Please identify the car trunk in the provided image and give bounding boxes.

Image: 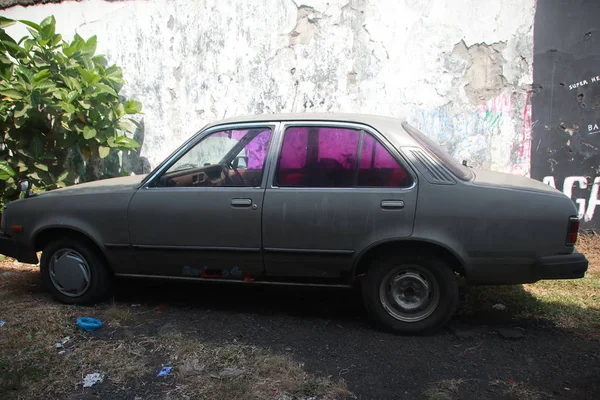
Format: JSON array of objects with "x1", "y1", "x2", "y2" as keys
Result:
[{"x1": 471, "y1": 168, "x2": 564, "y2": 196}]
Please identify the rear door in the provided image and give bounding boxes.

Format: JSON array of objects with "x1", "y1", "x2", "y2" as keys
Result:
[{"x1": 262, "y1": 122, "x2": 418, "y2": 280}]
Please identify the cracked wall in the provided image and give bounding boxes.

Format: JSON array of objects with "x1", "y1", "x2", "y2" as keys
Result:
[{"x1": 3, "y1": 0, "x2": 536, "y2": 174}]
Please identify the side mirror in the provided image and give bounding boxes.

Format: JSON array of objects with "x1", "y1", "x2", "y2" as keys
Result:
[
  {"x1": 18, "y1": 179, "x2": 32, "y2": 198},
  {"x1": 232, "y1": 156, "x2": 248, "y2": 169}
]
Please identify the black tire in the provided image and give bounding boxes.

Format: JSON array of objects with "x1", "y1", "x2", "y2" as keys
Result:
[
  {"x1": 362, "y1": 253, "x2": 458, "y2": 335},
  {"x1": 40, "y1": 237, "x2": 111, "y2": 305}
]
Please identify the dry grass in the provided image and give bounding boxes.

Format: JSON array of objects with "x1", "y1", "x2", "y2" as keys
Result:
[
  {"x1": 424, "y1": 379, "x2": 466, "y2": 400},
  {"x1": 0, "y1": 260, "x2": 351, "y2": 399},
  {"x1": 462, "y1": 233, "x2": 600, "y2": 336},
  {"x1": 489, "y1": 379, "x2": 552, "y2": 400}
]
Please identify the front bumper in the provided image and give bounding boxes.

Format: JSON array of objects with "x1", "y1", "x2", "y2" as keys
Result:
[
  {"x1": 0, "y1": 233, "x2": 38, "y2": 264},
  {"x1": 533, "y1": 251, "x2": 588, "y2": 280}
]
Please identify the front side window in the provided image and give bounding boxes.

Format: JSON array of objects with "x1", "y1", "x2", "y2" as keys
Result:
[
  {"x1": 276, "y1": 126, "x2": 411, "y2": 188},
  {"x1": 156, "y1": 127, "x2": 272, "y2": 187}
]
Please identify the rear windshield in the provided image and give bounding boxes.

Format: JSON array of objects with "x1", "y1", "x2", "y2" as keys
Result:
[{"x1": 402, "y1": 122, "x2": 473, "y2": 181}]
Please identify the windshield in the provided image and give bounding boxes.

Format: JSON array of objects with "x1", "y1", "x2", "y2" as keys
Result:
[{"x1": 402, "y1": 122, "x2": 473, "y2": 181}]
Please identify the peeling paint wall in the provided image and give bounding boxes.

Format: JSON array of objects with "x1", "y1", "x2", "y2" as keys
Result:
[{"x1": 2, "y1": 0, "x2": 536, "y2": 174}]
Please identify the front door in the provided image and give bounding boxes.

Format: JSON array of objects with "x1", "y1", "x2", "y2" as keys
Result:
[
  {"x1": 262, "y1": 123, "x2": 418, "y2": 280},
  {"x1": 127, "y1": 123, "x2": 275, "y2": 280}
]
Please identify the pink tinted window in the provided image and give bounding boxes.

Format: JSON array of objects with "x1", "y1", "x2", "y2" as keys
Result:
[
  {"x1": 277, "y1": 126, "x2": 360, "y2": 187},
  {"x1": 357, "y1": 135, "x2": 411, "y2": 187}
]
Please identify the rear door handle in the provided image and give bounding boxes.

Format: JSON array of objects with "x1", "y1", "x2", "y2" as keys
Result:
[
  {"x1": 381, "y1": 200, "x2": 404, "y2": 209},
  {"x1": 231, "y1": 198, "x2": 252, "y2": 207}
]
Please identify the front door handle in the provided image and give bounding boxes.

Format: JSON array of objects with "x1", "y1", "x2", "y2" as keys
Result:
[
  {"x1": 381, "y1": 200, "x2": 404, "y2": 209},
  {"x1": 231, "y1": 198, "x2": 252, "y2": 207}
]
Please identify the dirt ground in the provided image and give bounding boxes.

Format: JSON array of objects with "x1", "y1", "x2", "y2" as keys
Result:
[{"x1": 1, "y1": 243, "x2": 599, "y2": 399}]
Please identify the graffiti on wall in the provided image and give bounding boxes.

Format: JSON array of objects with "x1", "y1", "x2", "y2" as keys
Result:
[
  {"x1": 543, "y1": 175, "x2": 600, "y2": 222},
  {"x1": 415, "y1": 91, "x2": 531, "y2": 175}
]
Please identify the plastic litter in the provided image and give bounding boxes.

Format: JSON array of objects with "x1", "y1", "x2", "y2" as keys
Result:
[
  {"x1": 55, "y1": 336, "x2": 71, "y2": 348},
  {"x1": 82, "y1": 372, "x2": 104, "y2": 388},
  {"x1": 492, "y1": 303, "x2": 507, "y2": 311},
  {"x1": 77, "y1": 317, "x2": 102, "y2": 332},
  {"x1": 157, "y1": 366, "x2": 172, "y2": 377},
  {"x1": 0, "y1": 320, "x2": 5, "y2": 327}
]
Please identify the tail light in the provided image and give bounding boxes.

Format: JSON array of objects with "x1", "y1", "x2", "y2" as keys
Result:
[{"x1": 566, "y1": 216, "x2": 580, "y2": 246}]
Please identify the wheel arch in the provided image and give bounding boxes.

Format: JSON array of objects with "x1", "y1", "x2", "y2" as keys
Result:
[
  {"x1": 352, "y1": 238, "x2": 466, "y2": 280},
  {"x1": 33, "y1": 226, "x2": 112, "y2": 272}
]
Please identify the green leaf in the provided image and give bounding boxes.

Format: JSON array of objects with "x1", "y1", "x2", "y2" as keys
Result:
[
  {"x1": 0, "y1": 161, "x2": 16, "y2": 180},
  {"x1": 117, "y1": 120, "x2": 133, "y2": 132},
  {"x1": 114, "y1": 135, "x2": 140, "y2": 149},
  {"x1": 34, "y1": 80, "x2": 57, "y2": 91},
  {"x1": 77, "y1": 67, "x2": 101, "y2": 85},
  {"x1": 57, "y1": 170, "x2": 69, "y2": 182},
  {"x1": 81, "y1": 35, "x2": 97, "y2": 55},
  {"x1": 34, "y1": 162, "x2": 48, "y2": 171},
  {"x1": 33, "y1": 69, "x2": 51, "y2": 83},
  {"x1": 59, "y1": 101, "x2": 75, "y2": 113},
  {"x1": 18, "y1": 19, "x2": 41, "y2": 31},
  {"x1": 0, "y1": 17, "x2": 15, "y2": 29},
  {"x1": 98, "y1": 146, "x2": 110, "y2": 158},
  {"x1": 17, "y1": 149, "x2": 34, "y2": 159},
  {"x1": 0, "y1": 89, "x2": 24, "y2": 100},
  {"x1": 14, "y1": 104, "x2": 31, "y2": 118},
  {"x1": 124, "y1": 100, "x2": 142, "y2": 114},
  {"x1": 83, "y1": 126, "x2": 97, "y2": 139},
  {"x1": 40, "y1": 15, "x2": 56, "y2": 28},
  {"x1": 94, "y1": 82, "x2": 118, "y2": 97}
]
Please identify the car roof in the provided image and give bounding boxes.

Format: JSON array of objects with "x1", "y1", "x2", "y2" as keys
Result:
[{"x1": 202, "y1": 113, "x2": 420, "y2": 147}]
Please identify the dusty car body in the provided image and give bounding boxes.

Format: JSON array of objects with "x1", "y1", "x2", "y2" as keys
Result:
[{"x1": 0, "y1": 113, "x2": 588, "y2": 334}]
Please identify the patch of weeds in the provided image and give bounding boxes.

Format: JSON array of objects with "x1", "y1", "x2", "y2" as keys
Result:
[
  {"x1": 490, "y1": 379, "x2": 551, "y2": 400},
  {"x1": 424, "y1": 379, "x2": 465, "y2": 400},
  {"x1": 104, "y1": 302, "x2": 133, "y2": 328}
]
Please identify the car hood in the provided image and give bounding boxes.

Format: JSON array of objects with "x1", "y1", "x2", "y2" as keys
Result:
[
  {"x1": 471, "y1": 169, "x2": 563, "y2": 195},
  {"x1": 37, "y1": 174, "x2": 148, "y2": 197}
]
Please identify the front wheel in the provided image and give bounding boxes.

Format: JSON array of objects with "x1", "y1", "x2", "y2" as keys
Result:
[
  {"x1": 40, "y1": 237, "x2": 111, "y2": 305},
  {"x1": 362, "y1": 254, "x2": 458, "y2": 334}
]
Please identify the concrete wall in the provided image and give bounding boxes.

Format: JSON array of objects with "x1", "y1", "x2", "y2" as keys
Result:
[{"x1": 2, "y1": 0, "x2": 536, "y2": 175}]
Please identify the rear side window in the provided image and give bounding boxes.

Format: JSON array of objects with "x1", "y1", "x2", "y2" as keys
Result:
[
  {"x1": 358, "y1": 134, "x2": 412, "y2": 187},
  {"x1": 276, "y1": 126, "x2": 411, "y2": 188}
]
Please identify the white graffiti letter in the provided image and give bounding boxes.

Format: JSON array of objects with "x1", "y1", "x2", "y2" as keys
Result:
[
  {"x1": 584, "y1": 177, "x2": 600, "y2": 222},
  {"x1": 562, "y1": 176, "x2": 588, "y2": 199},
  {"x1": 543, "y1": 176, "x2": 556, "y2": 188}
]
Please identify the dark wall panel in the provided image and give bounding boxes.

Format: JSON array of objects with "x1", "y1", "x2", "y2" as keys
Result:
[{"x1": 531, "y1": 0, "x2": 600, "y2": 228}]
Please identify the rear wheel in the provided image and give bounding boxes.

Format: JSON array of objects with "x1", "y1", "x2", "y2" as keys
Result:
[
  {"x1": 362, "y1": 253, "x2": 458, "y2": 334},
  {"x1": 40, "y1": 237, "x2": 111, "y2": 304}
]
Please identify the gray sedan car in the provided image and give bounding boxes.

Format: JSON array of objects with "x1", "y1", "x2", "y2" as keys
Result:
[{"x1": 0, "y1": 113, "x2": 588, "y2": 334}]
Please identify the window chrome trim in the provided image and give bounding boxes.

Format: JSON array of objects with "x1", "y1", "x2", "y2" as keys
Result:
[
  {"x1": 266, "y1": 120, "x2": 418, "y2": 191},
  {"x1": 141, "y1": 122, "x2": 280, "y2": 190}
]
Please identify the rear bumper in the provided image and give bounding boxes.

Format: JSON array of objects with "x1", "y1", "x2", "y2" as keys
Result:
[
  {"x1": 0, "y1": 233, "x2": 38, "y2": 264},
  {"x1": 533, "y1": 251, "x2": 588, "y2": 280},
  {"x1": 466, "y1": 251, "x2": 589, "y2": 285}
]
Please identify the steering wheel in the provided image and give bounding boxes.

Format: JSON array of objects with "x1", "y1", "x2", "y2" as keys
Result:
[{"x1": 221, "y1": 163, "x2": 244, "y2": 186}]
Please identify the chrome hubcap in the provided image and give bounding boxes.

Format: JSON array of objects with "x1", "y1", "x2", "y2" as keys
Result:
[
  {"x1": 49, "y1": 249, "x2": 91, "y2": 297},
  {"x1": 379, "y1": 265, "x2": 439, "y2": 322}
]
